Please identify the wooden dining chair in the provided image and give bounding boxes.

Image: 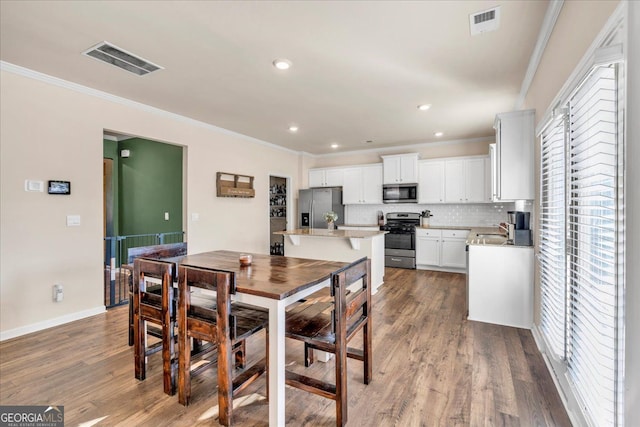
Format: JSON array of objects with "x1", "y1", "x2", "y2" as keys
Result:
[
  {"x1": 125, "y1": 242, "x2": 187, "y2": 346},
  {"x1": 177, "y1": 264, "x2": 269, "y2": 426},
  {"x1": 285, "y1": 257, "x2": 372, "y2": 427},
  {"x1": 133, "y1": 258, "x2": 177, "y2": 395}
]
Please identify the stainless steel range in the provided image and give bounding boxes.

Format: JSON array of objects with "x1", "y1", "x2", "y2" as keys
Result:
[{"x1": 380, "y1": 212, "x2": 420, "y2": 269}]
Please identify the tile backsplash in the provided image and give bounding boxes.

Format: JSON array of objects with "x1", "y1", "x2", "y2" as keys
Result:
[{"x1": 346, "y1": 202, "x2": 518, "y2": 227}]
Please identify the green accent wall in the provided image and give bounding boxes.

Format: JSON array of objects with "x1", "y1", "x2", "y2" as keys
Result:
[{"x1": 118, "y1": 138, "x2": 183, "y2": 235}]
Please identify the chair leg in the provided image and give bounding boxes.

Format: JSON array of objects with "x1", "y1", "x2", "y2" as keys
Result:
[
  {"x1": 162, "y1": 319, "x2": 175, "y2": 395},
  {"x1": 304, "y1": 343, "x2": 315, "y2": 367},
  {"x1": 128, "y1": 297, "x2": 134, "y2": 346},
  {"x1": 265, "y1": 328, "x2": 269, "y2": 402},
  {"x1": 178, "y1": 334, "x2": 191, "y2": 406},
  {"x1": 335, "y1": 345, "x2": 348, "y2": 427},
  {"x1": 218, "y1": 337, "x2": 233, "y2": 426},
  {"x1": 363, "y1": 320, "x2": 372, "y2": 385},
  {"x1": 134, "y1": 316, "x2": 146, "y2": 381}
]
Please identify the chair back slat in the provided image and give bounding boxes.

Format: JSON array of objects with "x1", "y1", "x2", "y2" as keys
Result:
[
  {"x1": 127, "y1": 242, "x2": 187, "y2": 264},
  {"x1": 134, "y1": 258, "x2": 175, "y2": 313},
  {"x1": 331, "y1": 257, "x2": 370, "y2": 335}
]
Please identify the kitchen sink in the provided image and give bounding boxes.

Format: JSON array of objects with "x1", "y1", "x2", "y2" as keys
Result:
[{"x1": 475, "y1": 233, "x2": 506, "y2": 239}]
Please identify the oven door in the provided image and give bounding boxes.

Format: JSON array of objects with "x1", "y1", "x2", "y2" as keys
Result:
[{"x1": 385, "y1": 232, "x2": 415, "y2": 251}]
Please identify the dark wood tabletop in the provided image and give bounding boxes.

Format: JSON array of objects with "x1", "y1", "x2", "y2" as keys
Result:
[{"x1": 164, "y1": 250, "x2": 349, "y2": 300}]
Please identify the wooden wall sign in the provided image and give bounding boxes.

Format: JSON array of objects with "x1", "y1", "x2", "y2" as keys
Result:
[{"x1": 216, "y1": 172, "x2": 255, "y2": 198}]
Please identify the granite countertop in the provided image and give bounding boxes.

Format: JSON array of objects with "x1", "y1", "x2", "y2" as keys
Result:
[
  {"x1": 340, "y1": 224, "x2": 381, "y2": 228},
  {"x1": 274, "y1": 228, "x2": 387, "y2": 239}
]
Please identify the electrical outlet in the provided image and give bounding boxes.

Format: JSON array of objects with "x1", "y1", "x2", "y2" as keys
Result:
[{"x1": 53, "y1": 284, "x2": 63, "y2": 302}]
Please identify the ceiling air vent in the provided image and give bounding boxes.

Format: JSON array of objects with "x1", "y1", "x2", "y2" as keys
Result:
[
  {"x1": 469, "y1": 6, "x2": 501, "y2": 36},
  {"x1": 83, "y1": 42, "x2": 163, "y2": 76}
]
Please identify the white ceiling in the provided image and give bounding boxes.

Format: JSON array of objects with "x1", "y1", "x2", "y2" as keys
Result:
[{"x1": 0, "y1": 1, "x2": 549, "y2": 155}]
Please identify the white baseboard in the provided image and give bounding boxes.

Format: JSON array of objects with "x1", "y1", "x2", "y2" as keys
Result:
[{"x1": 0, "y1": 306, "x2": 106, "y2": 342}]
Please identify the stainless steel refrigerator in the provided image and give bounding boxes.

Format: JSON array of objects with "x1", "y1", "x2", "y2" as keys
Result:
[{"x1": 298, "y1": 188, "x2": 344, "y2": 229}]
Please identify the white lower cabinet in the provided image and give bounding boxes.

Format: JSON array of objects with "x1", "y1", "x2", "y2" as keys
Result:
[
  {"x1": 416, "y1": 228, "x2": 469, "y2": 271},
  {"x1": 416, "y1": 229, "x2": 441, "y2": 266}
]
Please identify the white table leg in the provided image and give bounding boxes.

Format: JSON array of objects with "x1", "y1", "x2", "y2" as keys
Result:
[
  {"x1": 269, "y1": 300, "x2": 286, "y2": 426},
  {"x1": 233, "y1": 278, "x2": 330, "y2": 426}
]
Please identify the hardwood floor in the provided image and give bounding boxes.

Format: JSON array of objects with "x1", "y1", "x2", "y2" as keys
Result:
[{"x1": 0, "y1": 268, "x2": 571, "y2": 426}]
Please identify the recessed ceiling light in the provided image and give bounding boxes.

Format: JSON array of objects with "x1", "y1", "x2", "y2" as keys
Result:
[
  {"x1": 418, "y1": 104, "x2": 432, "y2": 111},
  {"x1": 434, "y1": 131, "x2": 444, "y2": 137},
  {"x1": 330, "y1": 143, "x2": 339, "y2": 149},
  {"x1": 288, "y1": 125, "x2": 298, "y2": 132},
  {"x1": 273, "y1": 59, "x2": 292, "y2": 70}
]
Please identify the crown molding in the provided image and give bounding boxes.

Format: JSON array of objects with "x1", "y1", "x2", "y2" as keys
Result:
[
  {"x1": 0, "y1": 61, "x2": 301, "y2": 156},
  {"x1": 514, "y1": 0, "x2": 564, "y2": 110}
]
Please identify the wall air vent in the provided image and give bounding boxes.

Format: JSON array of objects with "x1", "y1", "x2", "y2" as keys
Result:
[
  {"x1": 83, "y1": 42, "x2": 163, "y2": 76},
  {"x1": 469, "y1": 6, "x2": 501, "y2": 36}
]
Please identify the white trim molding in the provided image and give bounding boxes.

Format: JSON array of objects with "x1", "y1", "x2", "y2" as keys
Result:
[
  {"x1": 0, "y1": 306, "x2": 106, "y2": 342},
  {"x1": 515, "y1": 0, "x2": 564, "y2": 110}
]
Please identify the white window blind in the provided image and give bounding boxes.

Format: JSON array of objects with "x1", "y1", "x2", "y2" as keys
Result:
[
  {"x1": 538, "y1": 63, "x2": 623, "y2": 427},
  {"x1": 566, "y1": 64, "x2": 621, "y2": 427},
  {"x1": 539, "y1": 116, "x2": 567, "y2": 359}
]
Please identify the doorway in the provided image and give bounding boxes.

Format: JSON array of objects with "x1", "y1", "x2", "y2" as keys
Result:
[
  {"x1": 103, "y1": 131, "x2": 185, "y2": 307},
  {"x1": 269, "y1": 175, "x2": 289, "y2": 255}
]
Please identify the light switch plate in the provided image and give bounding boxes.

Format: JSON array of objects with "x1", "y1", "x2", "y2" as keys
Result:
[
  {"x1": 191, "y1": 213, "x2": 200, "y2": 221},
  {"x1": 25, "y1": 180, "x2": 44, "y2": 192},
  {"x1": 66, "y1": 215, "x2": 81, "y2": 226}
]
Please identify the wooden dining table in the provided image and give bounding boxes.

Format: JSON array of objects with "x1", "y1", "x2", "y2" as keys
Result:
[{"x1": 164, "y1": 250, "x2": 350, "y2": 426}]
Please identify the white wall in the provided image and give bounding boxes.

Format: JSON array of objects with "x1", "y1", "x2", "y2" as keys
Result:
[{"x1": 0, "y1": 67, "x2": 301, "y2": 337}]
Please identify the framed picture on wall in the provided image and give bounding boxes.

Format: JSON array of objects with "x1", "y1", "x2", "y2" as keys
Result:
[{"x1": 48, "y1": 180, "x2": 71, "y2": 195}]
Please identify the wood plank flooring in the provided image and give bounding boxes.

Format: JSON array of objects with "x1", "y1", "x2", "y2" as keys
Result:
[{"x1": 0, "y1": 268, "x2": 571, "y2": 426}]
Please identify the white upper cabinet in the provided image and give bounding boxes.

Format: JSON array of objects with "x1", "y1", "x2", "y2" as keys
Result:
[
  {"x1": 418, "y1": 160, "x2": 445, "y2": 203},
  {"x1": 444, "y1": 160, "x2": 465, "y2": 203},
  {"x1": 342, "y1": 164, "x2": 383, "y2": 204},
  {"x1": 381, "y1": 153, "x2": 419, "y2": 184},
  {"x1": 421, "y1": 156, "x2": 488, "y2": 204},
  {"x1": 493, "y1": 109, "x2": 535, "y2": 200},
  {"x1": 445, "y1": 158, "x2": 487, "y2": 203},
  {"x1": 309, "y1": 167, "x2": 344, "y2": 188},
  {"x1": 465, "y1": 158, "x2": 487, "y2": 203}
]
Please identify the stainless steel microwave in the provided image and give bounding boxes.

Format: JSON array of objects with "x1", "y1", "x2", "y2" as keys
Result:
[{"x1": 382, "y1": 183, "x2": 418, "y2": 203}]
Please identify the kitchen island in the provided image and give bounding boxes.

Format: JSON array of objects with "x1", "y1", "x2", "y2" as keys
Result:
[
  {"x1": 466, "y1": 228, "x2": 534, "y2": 329},
  {"x1": 274, "y1": 228, "x2": 386, "y2": 293}
]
